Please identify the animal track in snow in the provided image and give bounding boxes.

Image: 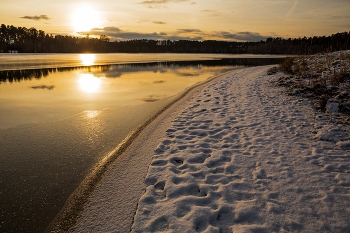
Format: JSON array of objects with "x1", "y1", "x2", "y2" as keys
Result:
[{"x1": 132, "y1": 67, "x2": 350, "y2": 233}]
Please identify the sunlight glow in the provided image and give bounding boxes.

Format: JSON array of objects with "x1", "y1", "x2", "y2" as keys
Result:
[
  {"x1": 80, "y1": 54, "x2": 95, "y2": 66},
  {"x1": 71, "y1": 4, "x2": 102, "y2": 32},
  {"x1": 84, "y1": 110, "x2": 100, "y2": 119},
  {"x1": 78, "y1": 74, "x2": 102, "y2": 93}
]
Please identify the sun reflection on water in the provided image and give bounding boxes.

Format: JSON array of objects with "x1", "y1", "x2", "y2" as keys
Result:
[
  {"x1": 84, "y1": 110, "x2": 100, "y2": 119},
  {"x1": 80, "y1": 54, "x2": 95, "y2": 66},
  {"x1": 78, "y1": 74, "x2": 102, "y2": 93}
]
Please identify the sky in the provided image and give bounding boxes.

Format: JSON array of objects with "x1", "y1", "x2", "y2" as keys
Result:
[{"x1": 0, "y1": 0, "x2": 349, "y2": 42}]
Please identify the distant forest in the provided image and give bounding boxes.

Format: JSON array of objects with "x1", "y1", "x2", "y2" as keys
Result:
[{"x1": 1, "y1": 24, "x2": 349, "y2": 54}]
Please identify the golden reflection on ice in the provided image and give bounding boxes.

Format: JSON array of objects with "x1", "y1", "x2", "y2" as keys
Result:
[
  {"x1": 80, "y1": 54, "x2": 95, "y2": 66},
  {"x1": 84, "y1": 110, "x2": 100, "y2": 119},
  {"x1": 78, "y1": 74, "x2": 101, "y2": 93}
]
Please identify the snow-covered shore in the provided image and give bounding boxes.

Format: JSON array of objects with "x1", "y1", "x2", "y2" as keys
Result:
[{"x1": 71, "y1": 64, "x2": 350, "y2": 232}]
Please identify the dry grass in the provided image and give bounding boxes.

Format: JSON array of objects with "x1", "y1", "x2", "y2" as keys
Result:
[{"x1": 268, "y1": 51, "x2": 350, "y2": 116}]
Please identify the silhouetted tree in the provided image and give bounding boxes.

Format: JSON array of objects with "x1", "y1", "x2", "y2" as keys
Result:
[{"x1": 0, "y1": 24, "x2": 349, "y2": 54}]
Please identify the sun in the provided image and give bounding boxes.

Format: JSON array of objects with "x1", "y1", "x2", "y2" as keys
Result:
[{"x1": 71, "y1": 4, "x2": 102, "y2": 32}]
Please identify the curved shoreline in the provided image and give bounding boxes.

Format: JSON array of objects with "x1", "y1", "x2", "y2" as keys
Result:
[
  {"x1": 48, "y1": 51, "x2": 350, "y2": 232},
  {"x1": 45, "y1": 68, "x2": 242, "y2": 232}
]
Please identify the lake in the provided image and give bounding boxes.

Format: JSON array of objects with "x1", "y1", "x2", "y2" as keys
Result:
[{"x1": 0, "y1": 53, "x2": 283, "y2": 232}]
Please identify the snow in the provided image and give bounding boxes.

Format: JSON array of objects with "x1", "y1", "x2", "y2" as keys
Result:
[
  {"x1": 71, "y1": 65, "x2": 350, "y2": 233},
  {"x1": 275, "y1": 50, "x2": 350, "y2": 119}
]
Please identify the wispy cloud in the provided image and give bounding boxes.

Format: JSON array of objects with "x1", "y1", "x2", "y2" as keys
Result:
[
  {"x1": 328, "y1": 14, "x2": 350, "y2": 20},
  {"x1": 139, "y1": 0, "x2": 189, "y2": 4},
  {"x1": 201, "y1": 9, "x2": 221, "y2": 17},
  {"x1": 139, "y1": 0, "x2": 190, "y2": 8},
  {"x1": 153, "y1": 21, "x2": 166, "y2": 24},
  {"x1": 20, "y1": 15, "x2": 50, "y2": 21},
  {"x1": 177, "y1": 28, "x2": 202, "y2": 33},
  {"x1": 286, "y1": 0, "x2": 299, "y2": 18}
]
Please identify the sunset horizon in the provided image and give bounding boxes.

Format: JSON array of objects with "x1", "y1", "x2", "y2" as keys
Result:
[{"x1": 1, "y1": 0, "x2": 349, "y2": 42}]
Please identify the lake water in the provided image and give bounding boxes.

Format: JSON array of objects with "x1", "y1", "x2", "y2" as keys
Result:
[{"x1": 0, "y1": 53, "x2": 283, "y2": 232}]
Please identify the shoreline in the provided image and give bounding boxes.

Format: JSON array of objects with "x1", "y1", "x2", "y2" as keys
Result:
[{"x1": 45, "y1": 68, "x2": 240, "y2": 232}]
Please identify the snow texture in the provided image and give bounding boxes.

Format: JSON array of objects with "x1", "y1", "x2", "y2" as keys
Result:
[{"x1": 131, "y1": 67, "x2": 350, "y2": 233}]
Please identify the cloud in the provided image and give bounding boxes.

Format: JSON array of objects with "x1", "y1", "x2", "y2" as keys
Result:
[
  {"x1": 20, "y1": 15, "x2": 50, "y2": 21},
  {"x1": 177, "y1": 28, "x2": 202, "y2": 34},
  {"x1": 177, "y1": 29, "x2": 267, "y2": 41},
  {"x1": 153, "y1": 21, "x2": 166, "y2": 24},
  {"x1": 139, "y1": 0, "x2": 189, "y2": 4},
  {"x1": 153, "y1": 80, "x2": 166, "y2": 84},
  {"x1": 217, "y1": 31, "x2": 268, "y2": 42},
  {"x1": 79, "y1": 27, "x2": 203, "y2": 41},
  {"x1": 139, "y1": 0, "x2": 190, "y2": 8},
  {"x1": 79, "y1": 27, "x2": 268, "y2": 42},
  {"x1": 201, "y1": 9, "x2": 221, "y2": 16},
  {"x1": 329, "y1": 15, "x2": 350, "y2": 20}
]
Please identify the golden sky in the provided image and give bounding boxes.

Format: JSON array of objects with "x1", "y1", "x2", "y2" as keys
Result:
[{"x1": 1, "y1": 0, "x2": 349, "y2": 41}]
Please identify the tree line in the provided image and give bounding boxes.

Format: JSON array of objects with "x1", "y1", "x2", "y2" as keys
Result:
[{"x1": 1, "y1": 24, "x2": 349, "y2": 54}]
